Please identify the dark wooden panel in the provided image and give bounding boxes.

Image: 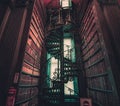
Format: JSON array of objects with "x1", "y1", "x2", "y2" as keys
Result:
[
  {"x1": 0, "y1": 4, "x2": 7, "y2": 25},
  {"x1": 0, "y1": 7, "x2": 28, "y2": 105},
  {"x1": 80, "y1": 1, "x2": 119, "y2": 106}
]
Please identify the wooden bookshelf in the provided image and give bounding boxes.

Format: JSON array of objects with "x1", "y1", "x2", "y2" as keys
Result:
[
  {"x1": 80, "y1": 1, "x2": 114, "y2": 106},
  {"x1": 15, "y1": 0, "x2": 45, "y2": 105}
]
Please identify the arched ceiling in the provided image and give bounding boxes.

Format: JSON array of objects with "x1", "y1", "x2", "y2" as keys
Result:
[{"x1": 44, "y1": 0, "x2": 81, "y2": 8}]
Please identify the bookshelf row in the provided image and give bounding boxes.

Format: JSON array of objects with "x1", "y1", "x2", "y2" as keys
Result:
[
  {"x1": 80, "y1": 2, "x2": 114, "y2": 106},
  {"x1": 16, "y1": 87, "x2": 38, "y2": 103},
  {"x1": 15, "y1": 0, "x2": 45, "y2": 105}
]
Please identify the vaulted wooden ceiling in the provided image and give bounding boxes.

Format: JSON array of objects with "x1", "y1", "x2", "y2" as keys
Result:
[{"x1": 44, "y1": 0, "x2": 81, "y2": 8}]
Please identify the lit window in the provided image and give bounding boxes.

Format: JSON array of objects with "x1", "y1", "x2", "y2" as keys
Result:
[
  {"x1": 47, "y1": 37, "x2": 77, "y2": 95},
  {"x1": 60, "y1": 0, "x2": 72, "y2": 8},
  {"x1": 64, "y1": 38, "x2": 74, "y2": 95},
  {"x1": 50, "y1": 57, "x2": 58, "y2": 80}
]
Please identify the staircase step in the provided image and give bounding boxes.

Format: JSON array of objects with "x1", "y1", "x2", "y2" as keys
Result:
[
  {"x1": 46, "y1": 35, "x2": 61, "y2": 42},
  {"x1": 46, "y1": 44, "x2": 60, "y2": 48},
  {"x1": 52, "y1": 81, "x2": 62, "y2": 88}
]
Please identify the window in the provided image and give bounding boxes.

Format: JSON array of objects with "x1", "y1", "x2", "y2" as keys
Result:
[
  {"x1": 60, "y1": 0, "x2": 72, "y2": 9},
  {"x1": 47, "y1": 36, "x2": 78, "y2": 96},
  {"x1": 64, "y1": 38, "x2": 74, "y2": 95}
]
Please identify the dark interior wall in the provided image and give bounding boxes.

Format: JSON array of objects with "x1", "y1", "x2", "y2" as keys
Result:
[
  {"x1": 74, "y1": 33, "x2": 87, "y2": 97},
  {"x1": 0, "y1": 3, "x2": 10, "y2": 41},
  {"x1": 0, "y1": 2, "x2": 34, "y2": 105},
  {"x1": 74, "y1": 0, "x2": 91, "y2": 98},
  {"x1": 102, "y1": 4, "x2": 120, "y2": 102},
  {"x1": 0, "y1": 0, "x2": 13, "y2": 25},
  {"x1": 76, "y1": 0, "x2": 90, "y2": 24},
  {"x1": 103, "y1": 5, "x2": 120, "y2": 68},
  {"x1": 0, "y1": 4, "x2": 7, "y2": 25},
  {"x1": 0, "y1": 0, "x2": 46, "y2": 105},
  {"x1": 91, "y1": 1, "x2": 120, "y2": 104},
  {"x1": 78, "y1": 0, "x2": 120, "y2": 106},
  {"x1": 118, "y1": 0, "x2": 120, "y2": 5},
  {"x1": 0, "y1": 7, "x2": 27, "y2": 105}
]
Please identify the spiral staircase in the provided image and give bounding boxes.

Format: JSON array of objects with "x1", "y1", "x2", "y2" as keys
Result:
[{"x1": 41, "y1": 7, "x2": 80, "y2": 106}]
